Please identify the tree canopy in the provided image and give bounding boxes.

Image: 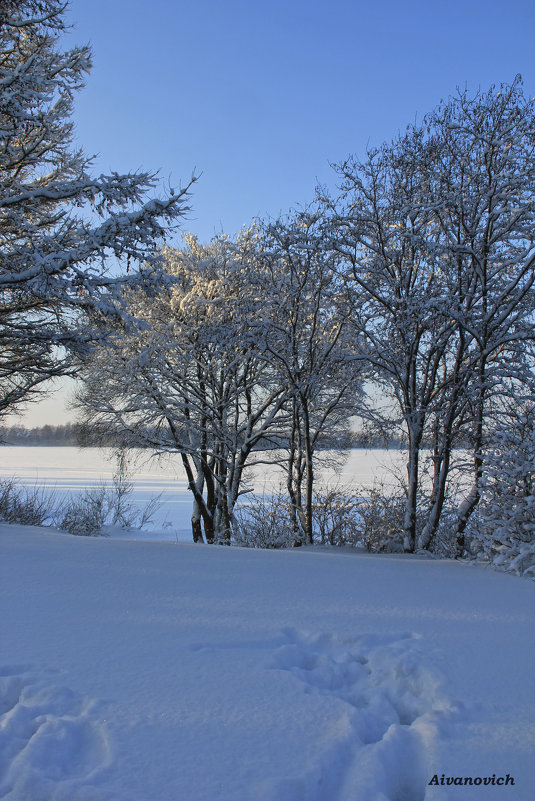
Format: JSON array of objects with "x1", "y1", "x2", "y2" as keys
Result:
[{"x1": 0, "y1": 0, "x2": 193, "y2": 417}]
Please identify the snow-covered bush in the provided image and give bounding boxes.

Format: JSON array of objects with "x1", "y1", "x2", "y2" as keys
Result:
[
  {"x1": 466, "y1": 404, "x2": 535, "y2": 578},
  {"x1": 59, "y1": 483, "x2": 160, "y2": 537},
  {"x1": 480, "y1": 407, "x2": 535, "y2": 544},
  {"x1": 59, "y1": 457, "x2": 160, "y2": 536},
  {"x1": 0, "y1": 479, "x2": 58, "y2": 527},
  {"x1": 1, "y1": 454, "x2": 160, "y2": 537},
  {"x1": 355, "y1": 482, "x2": 405, "y2": 553},
  {"x1": 234, "y1": 483, "x2": 406, "y2": 552},
  {"x1": 59, "y1": 486, "x2": 111, "y2": 537},
  {"x1": 312, "y1": 485, "x2": 362, "y2": 547},
  {"x1": 235, "y1": 486, "x2": 364, "y2": 550},
  {"x1": 107, "y1": 451, "x2": 161, "y2": 530},
  {"x1": 233, "y1": 493, "x2": 295, "y2": 549},
  {"x1": 469, "y1": 533, "x2": 535, "y2": 579}
]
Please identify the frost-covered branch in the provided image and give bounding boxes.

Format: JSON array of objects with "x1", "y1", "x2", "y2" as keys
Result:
[{"x1": 0, "y1": 0, "x2": 194, "y2": 416}]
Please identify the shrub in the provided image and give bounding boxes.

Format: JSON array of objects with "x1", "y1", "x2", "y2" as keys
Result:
[
  {"x1": 0, "y1": 479, "x2": 59, "y2": 526},
  {"x1": 462, "y1": 403, "x2": 535, "y2": 578},
  {"x1": 354, "y1": 481, "x2": 405, "y2": 553},
  {"x1": 233, "y1": 492, "x2": 295, "y2": 548},
  {"x1": 59, "y1": 485, "x2": 111, "y2": 536},
  {"x1": 234, "y1": 482, "x2": 406, "y2": 552},
  {"x1": 312, "y1": 484, "x2": 362, "y2": 547},
  {"x1": 1, "y1": 453, "x2": 160, "y2": 537}
]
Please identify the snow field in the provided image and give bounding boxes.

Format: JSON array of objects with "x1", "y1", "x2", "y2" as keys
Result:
[{"x1": 2, "y1": 523, "x2": 534, "y2": 800}]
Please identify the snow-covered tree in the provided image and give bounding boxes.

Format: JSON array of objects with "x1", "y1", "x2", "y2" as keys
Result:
[
  {"x1": 324, "y1": 78, "x2": 535, "y2": 553},
  {"x1": 421, "y1": 79, "x2": 535, "y2": 552},
  {"x1": 256, "y1": 210, "x2": 362, "y2": 545},
  {"x1": 324, "y1": 132, "x2": 462, "y2": 552},
  {"x1": 75, "y1": 231, "x2": 290, "y2": 544},
  {"x1": 466, "y1": 390, "x2": 535, "y2": 576},
  {"x1": 0, "y1": 0, "x2": 193, "y2": 417},
  {"x1": 75, "y1": 217, "x2": 363, "y2": 546}
]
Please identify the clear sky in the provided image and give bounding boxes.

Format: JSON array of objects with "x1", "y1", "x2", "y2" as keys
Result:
[{"x1": 10, "y1": 0, "x2": 535, "y2": 427}]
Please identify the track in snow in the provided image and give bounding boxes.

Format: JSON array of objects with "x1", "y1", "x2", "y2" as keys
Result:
[
  {"x1": 0, "y1": 666, "x2": 111, "y2": 800},
  {"x1": 270, "y1": 629, "x2": 455, "y2": 801},
  {"x1": 0, "y1": 633, "x2": 456, "y2": 801}
]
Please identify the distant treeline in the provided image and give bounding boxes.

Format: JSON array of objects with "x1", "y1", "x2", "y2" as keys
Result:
[
  {"x1": 0, "y1": 423, "x2": 404, "y2": 449},
  {"x1": 0, "y1": 423, "x2": 129, "y2": 446},
  {"x1": 0, "y1": 423, "x2": 81, "y2": 445}
]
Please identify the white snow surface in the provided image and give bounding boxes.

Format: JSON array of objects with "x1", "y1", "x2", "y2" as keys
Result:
[{"x1": 1, "y1": 522, "x2": 534, "y2": 801}]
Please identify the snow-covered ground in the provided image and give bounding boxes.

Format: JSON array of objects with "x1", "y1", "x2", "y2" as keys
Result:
[
  {"x1": 1, "y1": 447, "x2": 534, "y2": 799},
  {"x1": 1, "y1": 521, "x2": 534, "y2": 801}
]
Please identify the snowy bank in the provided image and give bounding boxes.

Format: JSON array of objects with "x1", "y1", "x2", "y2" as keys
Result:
[{"x1": 1, "y1": 523, "x2": 534, "y2": 800}]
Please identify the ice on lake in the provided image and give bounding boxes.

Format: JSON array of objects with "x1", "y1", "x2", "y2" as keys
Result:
[{"x1": 0, "y1": 446, "x2": 407, "y2": 541}]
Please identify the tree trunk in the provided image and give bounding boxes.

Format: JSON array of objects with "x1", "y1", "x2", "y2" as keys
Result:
[
  {"x1": 417, "y1": 405, "x2": 458, "y2": 550},
  {"x1": 191, "y1": 501, "x2": 204, "y2": 543},
  {"x1": 403, "y1": 423, "x2": 422, "y2": 552},
  {"x1": 454, "y1": 355, "x2": 487, "y2": 556},
  {"x1": 180, "y1": 453, "x2": 214, "y2": 543},
  {"x1": 287, "y1": 400, "x2": 306, "y2": 546},
  {"x1": 417, "y1": 446, "x2": 451, "y2": 550},
  {"x1": 303, "y1": 404, "x2": 314, "y2": 546}
]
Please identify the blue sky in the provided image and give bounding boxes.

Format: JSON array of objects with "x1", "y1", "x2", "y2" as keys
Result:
[
  {"x1": 12, "y1": 0, "x2": 535, "y2": 425},
  {"x1": 64, "y1": 0, "x2": 534, "y2": 241}
]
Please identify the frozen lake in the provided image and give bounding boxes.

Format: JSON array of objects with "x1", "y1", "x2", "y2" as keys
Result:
[{"x1": 0, "y1": 446, "x2": 407, "y2": 540}]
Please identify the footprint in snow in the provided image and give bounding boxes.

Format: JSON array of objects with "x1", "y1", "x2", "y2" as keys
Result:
[
  {"x1": 270, "y1": 629, "x2": 454, "y2": 801},
  {"x1": 0, "y1": 665, "x2": 111, "y2": 799}
]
